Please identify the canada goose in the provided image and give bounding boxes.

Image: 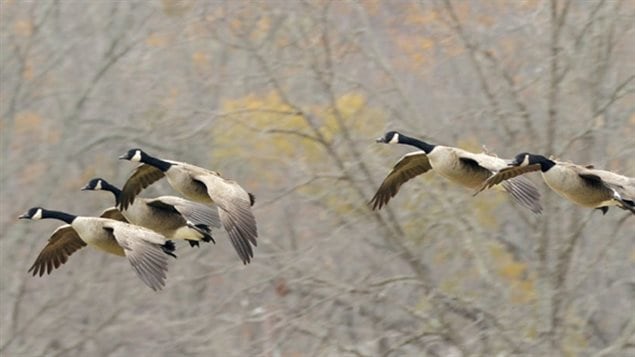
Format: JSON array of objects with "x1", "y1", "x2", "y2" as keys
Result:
[
  {"x1": 82, "y1": 178, "x2": 221, "y2": 248},
  {"x1": 475, "y1": 153, "x2": 635, "y2": 214},
  {"x1": 370, "y1": 131, "x2": 542, "y2": 213},
  {"x1": 19, "y1": 207, "x2": 176, "y2": 291},
  {"x1": 118, "y1": 149, "x2": 258, "y2": 264}
]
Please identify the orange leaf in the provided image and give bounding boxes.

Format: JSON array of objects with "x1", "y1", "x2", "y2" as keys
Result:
[
  {"x1": 14, "y1": 111, "x2": 43, "y2": 132},
  {"x1": 14, "y1": 20, "x2": 33, "y2": 37},
  {"x1": 146, "y1": 33, "x2": 169, "y2": 48}
]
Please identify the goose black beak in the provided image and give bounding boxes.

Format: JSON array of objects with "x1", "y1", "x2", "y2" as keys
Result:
[
  {"x1": 118, "y1": 155, "x2": 127, "y2": 160},
  {"x1": 80, "y1": 184, "x2": 90, "y2": 191},
  {"x1": 18, "y1": 214, "x2": 28, "y2": 219},
  {"x1": 376, "y1": 137, "x2": 386, "y2": 143}
]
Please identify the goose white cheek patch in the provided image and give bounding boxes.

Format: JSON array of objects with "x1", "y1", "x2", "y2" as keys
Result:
[
  {"x1": 132, "y1": 151, "x2": 142, "y2": 162},
  {"x1": 612, "y1": 190, "x2": 622, "y2": 200},
  {"x1": 95, "y1": 180, "x2": 102, "y2": 190},
  {"x1": 522, "y1": 155, "x2": 530, "y2": 166},
  {"x1": 32, "y1": 209, "x2": 43, "y2": 220},
  {"x1": 389, "y1": 133, "x2": 400, "y2": 144}
]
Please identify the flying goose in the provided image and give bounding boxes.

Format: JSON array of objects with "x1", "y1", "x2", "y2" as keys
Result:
[
  {"x1": 475, "y1": 153, "x2": 635, "y2": 214},
  {"x1": 370, "y1": 131, "x2": 542, "y2": 213},
  {"x1": 118, "y1": 149, "x2": 258, "y2": 264},
  {"x1": 19, "y1": 207, "x2": 177, "y2": 291},
  {"x1": 82, "y1": 178, "x2": 221, "y2": 247}
]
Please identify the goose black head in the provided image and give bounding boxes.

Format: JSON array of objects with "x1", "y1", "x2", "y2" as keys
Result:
[
  {"x1": 509, "y1": 152, "x2": 555, "y2": 172},
  {"x1": 376, "y1": 131, "x2": 401, "y2": 144},
  {"x1": 82, "y1": 178, "x2": 106, "y2": 191},
  {"x1": 19, "y1": 207, "x2": 44, "y2": 220},
  {"x1": 510, "y1": 152, "x2": 532, "y2": 166},
  {"x1": 119, "y1": 148, "x2": 146, "y2": 162}
]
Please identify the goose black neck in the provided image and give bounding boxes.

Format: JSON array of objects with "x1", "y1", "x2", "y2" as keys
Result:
[
  {"x1": 535, "y1": 155, "x2": 556, "y2": 172},
  {"x1": 142, "y1": 154, "x2": 172, "y2": 172},
  {"x1": 42, "y1": 209, "x2": 77, "y2": 224},
  {"x1": 399, "y1": 135, "x2": 436, "y2": 154},
  {"x1": 102, "y1": 182, "x2": 122, "y2": 205}
]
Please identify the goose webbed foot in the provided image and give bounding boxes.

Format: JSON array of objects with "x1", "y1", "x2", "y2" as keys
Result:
[
  {"x1": 187, "y1": 240, "x2": 200, "y2": 248},
  {"x1": 201, "y1": 234, "x2": 216, "y2": 244},
  {"x1": 596, "y1": 207, "x2": 609, "y2": 215}
]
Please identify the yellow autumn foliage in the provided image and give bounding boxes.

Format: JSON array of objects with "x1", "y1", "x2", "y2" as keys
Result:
[
  {"x1": 212, "y1": 91, "x2": 386, "y2": 214},
  {"x1": 562, "y1": 311, "x2": 589, "y2": 357},
  {"x1": 471, "y1": 197, "x2": 501, "y2": 229},
  {"x1": 14, "y1": 111, "x2": 43, "y2": 132},
  {"x1": 22, "y1": 60, "x2": 34, "y2": 81},
  {"x1": 161, "y1": 0, "x2": 191, "y2": 17},
  {"x1": 19, "y1": 162, "x2": 47, "y2": 186},
  {"x1": 14, "y1": 19, "x2": 33, "y2": 37},
  {"x1": 192, "y1": 51, "x2": 210, "y2": 72},
  {"x1": 12, "y1": 111, "x2": 63, "y2": 146},
  {"x1": 404, "y1": 6, "x2": 438, "y2": 26},
  {"x1": 489, "y1": 243, "x2": 536, "y2": 304},
  {"x1": 146, "y1": 32, "x2": 170, "y2": 48}
]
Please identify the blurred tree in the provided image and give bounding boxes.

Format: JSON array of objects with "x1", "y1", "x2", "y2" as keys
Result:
[{"x1": 1, "y1": 0, "x2": 633, "y2": 356}]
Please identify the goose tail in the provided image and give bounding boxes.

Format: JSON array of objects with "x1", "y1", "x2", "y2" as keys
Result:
[
  {"x1": 617, "y1": 198, "x2": 635, "y2": 214},
  {"x1": 162, "y1": 240, "x2": 177, "y2": 258}
]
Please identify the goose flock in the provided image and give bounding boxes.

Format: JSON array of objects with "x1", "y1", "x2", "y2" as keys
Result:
[
  {"x1": 19, "y1": 149, "x2": 258, "y2": 291},
  {"x1": 371, "y1": 131, "x2": 635, "y2": 214},
  {"x1": 19, "y1": 133, "x2": 634, "y2": 291}
]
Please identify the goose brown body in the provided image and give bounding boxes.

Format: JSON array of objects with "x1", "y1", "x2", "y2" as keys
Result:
[
  {"x1": 476, "y1": 153, "x2": 635, "y2": 214},
  {"x1": 19, "y1": 207, "x2": 176, "y2": 291},
  {"x1": 543, "y1": 164, "x2": 615, "y2": 207},
  {"x1": 427, "y1": 148, "x2": 500, "y2": 188},
  {"x1": 370, "y1": 131, "x2": 542, "y2": 213},
  {"x1": 119, "y1": 149, "x2": 258, "y2": 264},
  {"x1": 83, "y1": 178, "x2": 220, "y2": 245}
]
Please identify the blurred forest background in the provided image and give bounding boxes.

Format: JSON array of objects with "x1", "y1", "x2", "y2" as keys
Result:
[{"x1": 1, "y1": 1, "x2": 634, "y2": 356}]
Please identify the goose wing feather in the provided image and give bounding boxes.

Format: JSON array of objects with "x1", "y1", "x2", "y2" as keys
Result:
[
  {"x1": 457, "y1": 150, "x2": 508, "y2": 172},
  {"x1": 474, "y1": 163, "x2": 542, "y2": 195},
  {"x1": 459, "y1": 151, "x2": 542, "y2": 213},
  {"x1": 580, "y1": 168, "x2": 635, "y2": 197},
  {"x1": 193, "y1": 173, "x2": 258, "y2": 264},
  {"x1": 501, "y1": 176, "x2": 543, "y2": 214},
  {"x1": 147, "y1": 196, "x2": 222, "y2": 229},
  {"x1": 369, "y1": 151, "x2": 431, "y2": 210},
  {"x1": 577, "y1": 167, "x2": 635, "y2": 212},
  {"x1": 119, "y1": 164, "x2": 165, "y2": 210},
  {"x1": 28, "y1": 225, "x2": 87, "y2": 276},
  {"x1": 99, "y1": 207, "x2": 128, "y2": 222},
  {"x1": 104, "y1": 222, "x2": 171, "y2": 291}
]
